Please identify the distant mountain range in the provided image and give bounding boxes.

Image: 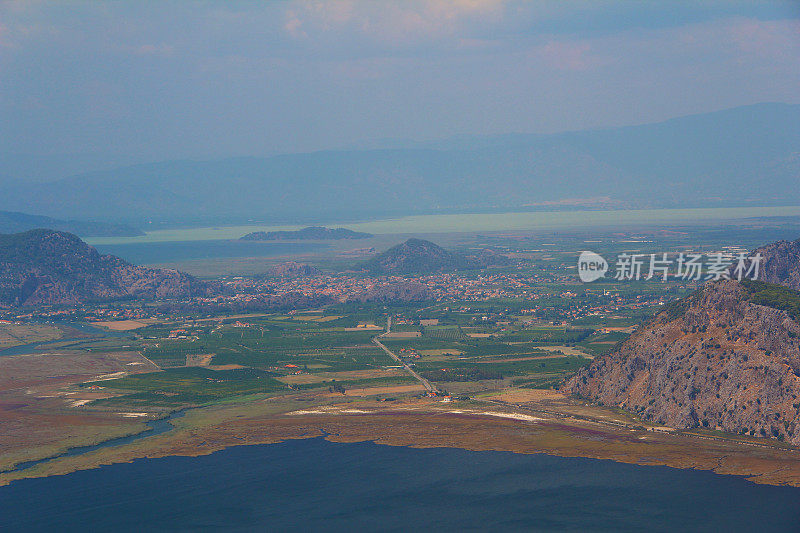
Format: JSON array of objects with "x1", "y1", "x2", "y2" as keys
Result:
[
  {"x1": 0, "y1": 230, "x2": 212, "y2": 307},
  {"x1": 0, "y1": 210, "x2": 142, "y2": 237},
  {"x1": 241, "y1": 227, "x2": 373, "y2": 241},
  {"x1": 2, "y1": 103, "x2": 798, "y2": 225},
  {"x1": 564, "y1": 237, "x2": 800, "y2": 444}
]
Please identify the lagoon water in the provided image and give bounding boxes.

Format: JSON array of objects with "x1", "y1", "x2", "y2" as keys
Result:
[
  {"x1": 93, "y1": 240, "x2": 325, "y2": 265},
  {"x1": 85, "y1": 205, "x2": 800, "y2": 246},
  {"x1": 2, "y1": 438, "x2": 798, "y2": 532}
]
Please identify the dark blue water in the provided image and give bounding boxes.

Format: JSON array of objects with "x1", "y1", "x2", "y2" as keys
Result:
[
  {"x1": 1, "y1": 411, "x2": 185, "y2": 474},
  {"x1": 0, "y1": 322, "x2": 130, "y2": 357},
  {"x1": 94, "y1": 240, "x2": 326, "y2": 265},
  {"x1": 2, "y1": 438, "x2": 798, "y2": 532}
]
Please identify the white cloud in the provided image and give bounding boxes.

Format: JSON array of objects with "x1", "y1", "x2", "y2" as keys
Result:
[
  {"x1": 283, "y1": 0, "x2": 505, "y2": 46},
  {"x1": 1, "y1": 2, "x2": 798, "y2": 160}
]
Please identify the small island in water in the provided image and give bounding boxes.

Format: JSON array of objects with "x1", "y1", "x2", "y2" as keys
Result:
[{"x1": 240, "y1": 226, "x2": 373, "y2": 241}]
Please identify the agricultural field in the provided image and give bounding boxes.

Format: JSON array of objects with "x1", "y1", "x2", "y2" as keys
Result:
[
  {"x1": 0, "y1": 279, "x2": 665, "y2": 449},
  {"x1": 61, "y1": 301, "x2": 631, "y2": 414},
  {"x1": 85, "y1": 314, "x2": 416, "y2": 410},
  {"x1": 140, "y1": 322, "x2": 393, "y2": 372},
  {"x1": 381, "y1": 315, "x2": 599, "y2": 390},
  {"x1": 82, "y1": 367, "x2": 286, "y2": 409}
]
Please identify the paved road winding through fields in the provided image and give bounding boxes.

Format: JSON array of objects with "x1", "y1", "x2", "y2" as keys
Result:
[{"x1": 373, "y1": 317, "x2": 440, "y2": 395}]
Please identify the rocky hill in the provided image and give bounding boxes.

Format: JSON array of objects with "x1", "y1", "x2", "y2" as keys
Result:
[
  {"x1": 751, "y1": 238, "x2": 800, "y2": 291},
  {"x1": 0, "y1": 230, "x2": 213, "y2": 307},
  {"x1": 359, "y1": 239, "x2": 469, "y2": 274},
  {"x1": 348, "y1": 281, "x2": 431, "y2": 303},
  {"x1": 266, "y1": 262, "x2": 322, "y2": 278},
  {"x1": 241, "y1": 227, "x2": 372, "y2": 241},
  {"x1": 563, "y1": 279, "x2": 800, "y2": 443},
  {"x1": 360, "y1": 238, "x2": 510, "y2": 274}
]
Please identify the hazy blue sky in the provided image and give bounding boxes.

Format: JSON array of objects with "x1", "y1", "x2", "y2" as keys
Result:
[{"x1": 1, "y1": 1, "x2": 798, "y2": 177}]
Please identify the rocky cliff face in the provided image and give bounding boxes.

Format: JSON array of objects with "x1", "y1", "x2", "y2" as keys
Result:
[
  {"x1": 0, "y1": 229, "x2": 213, "y2": 306},
  {"x1": 753, "y1": 238, "x2": 800, "y2": 290},
  {"x1": 563, "y1": 280, "x2": 800, "y2": 443}
]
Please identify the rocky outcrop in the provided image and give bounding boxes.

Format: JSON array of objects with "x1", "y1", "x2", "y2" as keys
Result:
[
  {"x1": 0, "y1": 229, "x2": 214, "y2": 306},
  {"x1": 266, "y1": 262, "x2": 321, "y2": 278},
  {"x1": 563, "y1": 280, "x2": 800, "y2": 444},
  {"x1": 348, "y1": 281, "x2": 431, "y2": 303},
  {"x1": 752, "y1": 238, "x2": 800, "y2": 291}
]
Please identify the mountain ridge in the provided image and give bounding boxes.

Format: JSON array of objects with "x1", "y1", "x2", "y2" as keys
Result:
[
  {"x1": 0, "y1": 210, "x2": 142, "y2": 237},
  {"x1": 3, "y1": 103, "x2": 797, "y2": 225}
]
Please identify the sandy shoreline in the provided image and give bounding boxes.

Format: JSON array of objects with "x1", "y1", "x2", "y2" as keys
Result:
[{"x1": 3, "y1": 400, "x2": 800, "y2": 488}]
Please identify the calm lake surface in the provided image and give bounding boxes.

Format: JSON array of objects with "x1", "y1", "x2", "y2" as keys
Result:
[
  {"x1": 2, "y1": 438, "x2": 798, "y2": 532},
  {"x1": 86, "y1": 205, "x2": 800, "y2": 246},
  {"x1": 93, "y1": 239, "x2": 325, "y2": 264}
]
